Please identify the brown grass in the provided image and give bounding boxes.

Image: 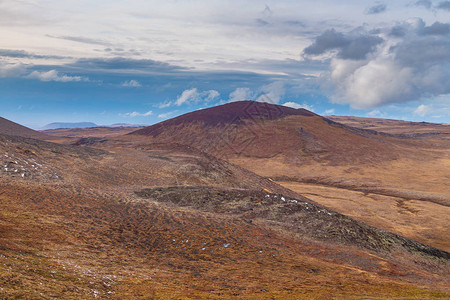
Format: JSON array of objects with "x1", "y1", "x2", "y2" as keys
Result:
[
  {"x1": 278, "y1": 182, "x2": 450, "y2": 252},
  {"x1": 328, "y1": 115, "x2": 450, "y2": 138},
  {"x1": 1, "y1": 181, "x2": 448, "y2": 299}
]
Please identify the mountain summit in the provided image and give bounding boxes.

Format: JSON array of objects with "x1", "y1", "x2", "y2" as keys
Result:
[
  {"x1": 132, "y1": 101, "x2": 316, "y2": 137},
  {"x1": 130, "y1": 100, "x2": 393, "y2": 162}
]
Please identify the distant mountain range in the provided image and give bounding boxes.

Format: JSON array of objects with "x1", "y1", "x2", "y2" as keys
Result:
[{"x1": 41, "y1": 122, "x2": 98, "y2": 130}]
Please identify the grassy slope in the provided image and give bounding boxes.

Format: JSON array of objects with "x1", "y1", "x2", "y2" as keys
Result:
[
  {"x1": 1, "y1": 182, "x2": 448, "y2": 299},
  {"x1": 0, "y1": 131, "x2": 448, "y2": 298}
]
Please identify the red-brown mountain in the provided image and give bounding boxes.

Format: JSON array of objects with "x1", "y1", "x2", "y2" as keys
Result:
[
  {"x1": 133, "y1": 100, "x2": 316, "y2": 136},
  {"x1": 130, "y1": 101, "x2": 399, "y2": 163}
]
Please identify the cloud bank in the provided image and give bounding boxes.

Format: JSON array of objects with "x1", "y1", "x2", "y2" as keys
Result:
[{"x1": 304, "y1": 18, "x2": 450, "y2": 109}]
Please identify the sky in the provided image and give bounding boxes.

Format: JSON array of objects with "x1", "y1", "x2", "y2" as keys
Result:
[{"x1": 1, "y1": 0, "x2": 450, "y2": 128}]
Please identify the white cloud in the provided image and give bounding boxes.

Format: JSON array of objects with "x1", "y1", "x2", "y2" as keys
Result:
[
  {"x1": 282, "y1": 102, "x2": 314, "y2": 111},
  {"x1": 228, "y1": 83, "x2": 287, "y2": 104},
  {"x1": 121, "y1": 79, "x2": 141, "y2": 87},
  {"x1": 228, "y1": 87, "x2": 254, "y2": 102},
  {"x1": 175, "y1": 88, "x2": 200, "y2": 106},
  {"x1": 158, "y1": 111, "x2": 177, "y2": 119},
  {"x1": 121, "y1": 110, "x2": 153, "y2": 117},
  {"x1": 174, "y1": 88, "x2": 219, "y2": 106},
  {"x1": 413, "y1": 104, "x2": 432, "y2": 117},
  {"x1": 256, "y1": 82, "x2": 285, "y2": 104},
  {"x1": 204, "y1": 90, "x2": 220, "y2": 102},
  {"x1": 306, "y1": 19, "x2": 450, "y2": 110},
  {"x1": 331, "y1": 57, "x2": 415, "y2": 109},
  {"x1": 367, "y1": 109, "x2": 386, "y2": 117},
  {"x1": 324, "y1": 108, "x2": 335, "y2": 115},
  {"x1": 0, "y1": 62, "x2": 27, "y2": 77},
  {"x1": 157, "y1": 101, "x2": 173, "y2": 108},
  {"x1": 365, "y1": 3, "x2": 387, "y2": 15},
  {"x1": 26, "y1": 70, "x2": 87, "y2": 82}
]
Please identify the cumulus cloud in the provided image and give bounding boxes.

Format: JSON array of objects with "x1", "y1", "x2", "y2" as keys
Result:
[
  {"x1": 121, "y1": 110, "x2": 153, "y2": 117},
  {"x1": 158, "y1": 111, "x2": 177, "y2": 119},
  {"x1": 227, "y1": 82, "x2": 286, "y2": 104},
  {"x1": 256, "y1": 82, "x2": 285, "y2": 103},
  {"x1": 421, "y1": 22, "x2": 450, "y2": 35},
  {"x1": 228, "y1": 87, "x2": 254, "y2": 102},
  {"x1": 414, "y1": 0, "x2": 432, "y2": 9},
  {"x1": 157, "y1": 101, "x2": 173, "y2": 108},
  {"x1": 282, "y1": 102, "x2": 302, "y2": 109},
  {"x1": 366, "y1": 3, "x2": 387, "y2": 14},
  {"x1": 303, "y1": 29, "x2": 383, "y2": 60},
  {"x1": 367, "y1": 109, "x2": 386, "y2": 117},
  {"x1": 304, "y1": 19, "x2": 450, "y2": 109},
  {"x1": 437, "y1": 1, "x2": 450, "y2": 10},
  {"x1": 173, "y1": 88, "x2": 220, "y2": 106},
  {"x1": 0, "y1": 62, "x2": 27, "y2": 77},
  {"x1": 121, "y1": 79, "x2": 142, "y2": 87},
  {"x1": 175, "y1": 88, "x2": 200, "y2": 106},
  {"x1": 26, "y1": 70, "x2": 87, "y2": 82},
  {"x1": 204, "y1": 90, "x2": 220, "y2": 102},
  {"x1": 413, "y1": 104, "x2": 432, "y2": 116},
  {"x1": 282, "y1": 102, "x2": 314, "y2": 111},
  {"x1": 324, "y1": 108, "x2": 335, "y2": 115}
]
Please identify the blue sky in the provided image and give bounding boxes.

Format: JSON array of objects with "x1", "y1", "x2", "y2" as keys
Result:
[{"x1": 1, "y1": 0, "x2": 450, "y2": 128}]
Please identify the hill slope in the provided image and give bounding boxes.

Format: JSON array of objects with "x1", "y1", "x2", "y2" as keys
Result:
[{"x1": 0, "y1": 116, "x2": 50, "y2": 140}]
